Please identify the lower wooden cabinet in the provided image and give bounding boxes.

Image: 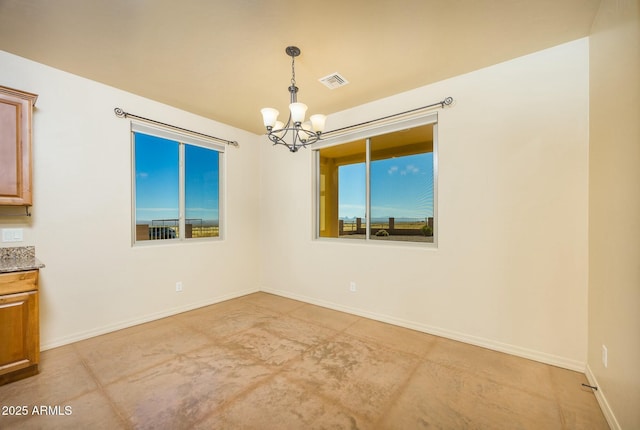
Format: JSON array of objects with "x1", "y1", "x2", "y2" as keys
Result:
[{"x1": 0, "y1": 270, "x2": 39, "y2": 385}]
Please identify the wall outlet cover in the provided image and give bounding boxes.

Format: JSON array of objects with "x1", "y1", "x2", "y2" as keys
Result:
[{"x1": 2, "y1": 228, "x2": 24, "y2": 242}]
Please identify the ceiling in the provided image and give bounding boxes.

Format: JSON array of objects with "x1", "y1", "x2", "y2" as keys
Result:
[{"x1": 0, "y1": 0, "x2": 600, "y2": 135}]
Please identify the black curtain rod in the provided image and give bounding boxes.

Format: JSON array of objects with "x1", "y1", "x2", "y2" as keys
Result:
[
  {"x1": 114, "y1": 107, "x2": 239, "y2": 147},
  {"x1": 322, "y1": 96, "x2": 453, "y2": 137}
]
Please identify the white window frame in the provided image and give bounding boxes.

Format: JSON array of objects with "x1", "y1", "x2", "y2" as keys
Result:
[
  {"x1": 131, "y1": 122, "x2": 226, "y2": 245},
  {"x1": 313, "y1": 112, "x2": 438, "y2": 247}
]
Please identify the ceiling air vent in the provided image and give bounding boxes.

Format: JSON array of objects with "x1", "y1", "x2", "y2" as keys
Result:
[{"x1": 319, "y1": 72, "x2": 349, "y2": 89}]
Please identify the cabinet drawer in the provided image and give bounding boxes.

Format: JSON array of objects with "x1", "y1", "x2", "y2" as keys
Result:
[{"x1": 0, "y1": 270, "x2": 38, "y2": 295}]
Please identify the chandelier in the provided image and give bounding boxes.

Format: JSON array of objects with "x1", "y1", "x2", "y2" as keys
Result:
[{"x1": 260, "y1": 46, "x2": 327, "y2": 152}]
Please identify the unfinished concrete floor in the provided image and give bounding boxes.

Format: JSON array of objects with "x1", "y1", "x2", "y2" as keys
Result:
[{"x1": 0, "y1": 292, "x2": 608, "y2": 429}]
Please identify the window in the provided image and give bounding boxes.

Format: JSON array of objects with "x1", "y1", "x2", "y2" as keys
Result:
[
  {"x1": 316, "y1": 122, "x2": 436, "y2": 244},
  {"x1": 132, "y1": 124, "x2": 223, "y2": 243}
]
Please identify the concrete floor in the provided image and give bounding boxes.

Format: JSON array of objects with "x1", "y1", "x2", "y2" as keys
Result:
[{"x1": 0, "y1": 292, "x2": 608, "y2": 429}]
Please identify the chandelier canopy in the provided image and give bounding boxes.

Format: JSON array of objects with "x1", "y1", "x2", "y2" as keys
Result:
[{"x1": 260, "y1": 46, "x2": 327, "y2": 152}]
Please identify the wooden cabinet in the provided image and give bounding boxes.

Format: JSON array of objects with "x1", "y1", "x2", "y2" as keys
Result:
[
  {"x1": 0, "y1": 86, "x2": 38, "y2": 206},
  {"x1": 0, "y1": 270, "x2": 40, "y2": 385}
]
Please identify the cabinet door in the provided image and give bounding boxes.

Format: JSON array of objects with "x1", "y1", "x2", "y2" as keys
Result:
[
  {"x1": 0, "y1": 86, "x2": 37, "y2": 206},
  {"x1": 0, "y1": 290, "x2": 39, "y2": 376}
]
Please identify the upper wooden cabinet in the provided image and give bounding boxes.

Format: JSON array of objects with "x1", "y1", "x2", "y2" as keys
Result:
[{"x1": 0, "y1": 86, "x2": 37, "y2": 206}]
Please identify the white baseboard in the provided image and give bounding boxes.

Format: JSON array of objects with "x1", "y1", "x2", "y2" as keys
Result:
[
  {"x1": 585, "y1": 365, "x2": 620, "y2": 430},
  {"x1": 42, "y1": 284, "x2": 587, "y2": 373},
  {"x1": 40, "y1": 287, "x2": 260, "y2": 351},
  {"x1": 261, "y1": 286, "x2": 586, "y2": 372}
]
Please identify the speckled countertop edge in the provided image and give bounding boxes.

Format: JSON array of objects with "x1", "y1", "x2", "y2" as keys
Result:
[{"x1": 0, "y1": 246, "x2": 45, "y2": 273}]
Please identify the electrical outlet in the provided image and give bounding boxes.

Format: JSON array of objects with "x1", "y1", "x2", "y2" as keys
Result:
[
  {"x1": 2, "y1": 228, "x2": 23, "y2": 242},
  {"x1": 176, "y1": 281, "x2": 183, "y2": 292},
  {"x1": 349, "y1": 281, "x2": 357, "y2": 292},
  {"x1": 602, "y1": 345, "x2": 608, "y2": 368}
]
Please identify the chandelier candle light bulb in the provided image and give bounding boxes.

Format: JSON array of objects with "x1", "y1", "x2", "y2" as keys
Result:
[{"x1": 260, "y1": 46, "x2": 327, "y2": 152}]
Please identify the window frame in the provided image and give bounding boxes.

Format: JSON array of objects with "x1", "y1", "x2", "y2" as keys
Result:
[
  {"x1": 131, "y1": 122, "x2": 225, "y2": 245},
  {"x1": 313, "y1": 112, "x2": 438, "y2": 247}
]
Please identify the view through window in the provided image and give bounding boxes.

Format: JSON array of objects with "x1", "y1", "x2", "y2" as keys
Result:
[
  {"x1": 133, "y1": 128, "x2": 222, "y2": 243},
  {"x1": 317, "y1": 123, "x2": 435, "y2": 243}
]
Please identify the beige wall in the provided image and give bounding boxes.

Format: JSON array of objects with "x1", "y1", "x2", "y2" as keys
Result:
[
  {"x1": 588, "y1": 0, "x2": 640, "y2": 428},
  {"x1": 260, "y1": 39, "x2": 590, "y2": 370},
  {"x1": 0, "y1": 51, "x2": 262, "y2": 349}
]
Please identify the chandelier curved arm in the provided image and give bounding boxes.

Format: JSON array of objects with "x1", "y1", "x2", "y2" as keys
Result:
[{"x1": 266, "y1": 120, "x2": 322, "y2": 152}]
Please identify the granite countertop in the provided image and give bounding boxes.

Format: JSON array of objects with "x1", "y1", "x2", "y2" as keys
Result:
[{"x1": 0, "y1": 246, "x2": 45, "y2": 273}]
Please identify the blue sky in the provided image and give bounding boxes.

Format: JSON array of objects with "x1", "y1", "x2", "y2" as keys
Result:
[
  {"x1": 135, "y1": 131, "x2": 430, "y2": 224},
  {"x1": 134, "y1": 133, "x2": 219, "y2": 224},
  {"x1": 338, "y1": 152, "x2": 433, "y2": 220}
]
